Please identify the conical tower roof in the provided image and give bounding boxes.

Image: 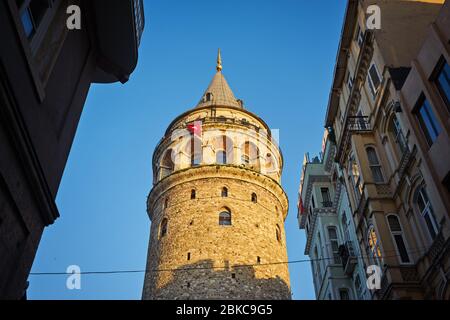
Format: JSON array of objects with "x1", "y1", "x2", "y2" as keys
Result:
[{"x1": 196, "y1": 49, "x2": 242, "y2": 109}]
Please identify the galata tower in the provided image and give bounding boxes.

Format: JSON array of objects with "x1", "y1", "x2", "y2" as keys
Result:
[{"x1": 142, "y1": 50, "x2": 291, "y2": 300}]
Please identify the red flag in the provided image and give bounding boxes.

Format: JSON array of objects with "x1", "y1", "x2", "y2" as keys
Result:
[
  {"x1": 187, "y1": 121, "x2": 202, "y2": 137},
  {"x1": 298, "y1": 196, "x2": 305, "y2": 215}
]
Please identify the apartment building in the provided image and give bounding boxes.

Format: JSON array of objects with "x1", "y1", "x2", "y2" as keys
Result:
[
  {"x1": 299, "y1": 0, "x2": 450, "y2": 299},
  {"x1": 0, "y1": 0, "x2": 145, "y2": 299}
]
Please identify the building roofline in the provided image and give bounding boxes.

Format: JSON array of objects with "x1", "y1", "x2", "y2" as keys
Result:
[{"x1": 324, "y1": 0, "x2": 359, "y2": 127}]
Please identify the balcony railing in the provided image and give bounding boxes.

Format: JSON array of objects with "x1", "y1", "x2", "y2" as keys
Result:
[
  {"x1": 338, "y1": 241, "x2": 358, "y2": 275},
  {"x1": 321, "y1": 201, "x2": 333, "y2": 208},
  {"x1": 347, "y1": 116, "x2": 372, "y2": 132},
  {"x1": 336, "y1": 116, "x2": 372, "y2": 164},
  {"x1": 427, "y1": 231, "x2": 445, "y2": 262}
]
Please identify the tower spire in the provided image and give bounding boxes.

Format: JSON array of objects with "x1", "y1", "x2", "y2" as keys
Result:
[{"x1": 216, "y1": 48, "x2": 222, "y2": 72}]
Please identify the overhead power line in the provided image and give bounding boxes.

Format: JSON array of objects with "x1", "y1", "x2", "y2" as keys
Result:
[{"x1": 29, "y1": 245, "x2": 431, "y2": 276}]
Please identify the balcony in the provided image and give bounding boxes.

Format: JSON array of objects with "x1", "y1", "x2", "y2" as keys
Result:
[
  {"x1": 92, "y1": 0, "x2": 145, "y2": 84},
  {"x1": 346, "y1": 116, "x2": 372, "y2": 132},
  {"x1": 336, "y1": 116, "x2": 372, "y2": 164},
  {"x1": 338, "y1": 241, "x2": 358, "y2": 275}
]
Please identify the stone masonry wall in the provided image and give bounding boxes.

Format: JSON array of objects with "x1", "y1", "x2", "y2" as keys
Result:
[{"x1": 142, "y1": 166, "x2": 290, "y2": 300}]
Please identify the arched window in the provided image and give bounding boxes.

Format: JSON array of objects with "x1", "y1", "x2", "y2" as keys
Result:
[
  {"x1": 219, "y1": 210, "x2": 232, "y2": 226},
  {"x1": 265, "y1": 153, "x2": 277, "y2": 173},
  {"x1": 366, "y1": 147, "x2": 384, "y2": 183},
  {"x1": 160, "y1": 218, "x2": 168, "y2": 238},
  {"x1": 251, "y1": 193, "x2": 257, "y2": 203},
  {"x1": 221, "y1": 187, "x2": 228, "y2": 198},
  {"x1": 216, "y1": 150, "x2": 227, "y2": 164},
  {"x1": 164, "y1": 198, "x2": 168, "y2": 209},
  {"x1": 415, "y1": 187, "x2": 439, "y2": 240},
  {"x1": 241, "y1": 141, "x2": 260, "y2": 170},
  {"x1": 191, "y1": 189, "x2": 196, "y2": 200},
  {"x1": 214, "y1": 135, "x2": 233, "y2": 165},
  {"x1": 205, "y1": 92, "x2": 213, "y2": 102},
  {"x1": 368, "y1": 226, "x2": 382, "y2": 266},
  {"x1": 160, "y1": 149, "x2": 174, "y2": 179},
  {"x1": 276, "y1": 224, "x2": 282, "y2": 243},
  {"x1": 387, "y1": 215, "x2": 410, "y2": 263},
  {"x1": 241, "y1": 154, "x2": 250, "y2": 164},
  {"x1": 187, "y1": 136, "x2": 202, "y2": 167}
]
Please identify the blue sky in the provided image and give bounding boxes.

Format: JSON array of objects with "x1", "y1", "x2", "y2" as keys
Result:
[{"x1": 29, "y1": 0, "x2": 346, "y2": 300}]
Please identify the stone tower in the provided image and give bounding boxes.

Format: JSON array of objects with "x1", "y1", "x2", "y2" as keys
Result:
[{"x1": 142, "y1": 50, "x2": 291, "y2": 300}]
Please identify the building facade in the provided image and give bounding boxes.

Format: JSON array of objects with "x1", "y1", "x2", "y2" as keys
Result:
[
  {"x1": 298, "y1": 131, "x2": 370, "y2": 300},
  {"x1": 142, "y1": 52, "x2": 291, "y2": 300},
  {"x1": 299, "y1": 0, "x2": 450, "y2": 299},
  {"x1": 0, "y1": 0, "x2": 144, "y2": 299}
]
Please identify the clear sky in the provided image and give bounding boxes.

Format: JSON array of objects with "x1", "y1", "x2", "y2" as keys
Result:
[{"x1": 28, "y1": 0, "x2": 347, "y2": 300}]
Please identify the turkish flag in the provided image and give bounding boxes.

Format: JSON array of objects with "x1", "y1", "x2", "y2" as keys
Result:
[
  {"x1": 298, "y1": 196, "x2": 305, "y2": 215},
  {"x1": 187, "y1": 121, "x2": 202, "y2": 137}
]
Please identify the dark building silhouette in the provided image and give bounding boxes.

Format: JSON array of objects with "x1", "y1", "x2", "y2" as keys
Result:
[{"x1": 0, "y1": 0, "x2": 144, "y2": 299}]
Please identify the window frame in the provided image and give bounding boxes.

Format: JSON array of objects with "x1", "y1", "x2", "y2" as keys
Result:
[
  {"x1": 216, "y1": 149, "x2": 227, "y2": 165},
  {"x1": 219, "y1": 210, "x2": 232, "y2": 226},
  {"x1": 367, "y1": 63, "x2": 382, "y2": 99},
  {"x1": 327, "y1": 226, "x2": 341, "y2": 264},
  {"x1": 347, "y1": 71, "x2": 354, "y2": 92},
  {"x1": 15, "y1": 0, "x2": 59, "y2": 54},
  {"x1": 321, "y1": 187, "x2": 331, "y2": 207},
  {"x1": 348, "y1": 153, "x2": 363, "y2": 200},
  {"x1": 355, "y1": 23, "x2": 364, "y2": 47},
  {"x1": 390, "y1": 115, "x2": 408, "y2": 154},
  {"x1": 431, "y1": 56, "x2": 450, "y2": 111},
  {"x1": 367, "y1": 225, "x2": 382, "y2": 267},
  {"x1": 366, "y1": 146, "x2": 384, "y2": 183},
  {"x1": 414, "y1": 94, "x2": 442, "y2": 146},
  {"x1": 6, "y1": 0, "x2": 64, "y2": 101},
  {"x1": 415, "y1": 187, "x2": 439, "y2": 241},
  {"x1": 221, "y1": 187, "x2": 228, "y2": 198},
  {"x1": 386, "y1": 214, "x2": 411, "y2": 264}
]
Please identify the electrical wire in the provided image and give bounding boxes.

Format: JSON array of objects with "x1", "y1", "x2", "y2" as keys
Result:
[{"x1": 29, "y1": 245, "x2": 434, "y2": 276}]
